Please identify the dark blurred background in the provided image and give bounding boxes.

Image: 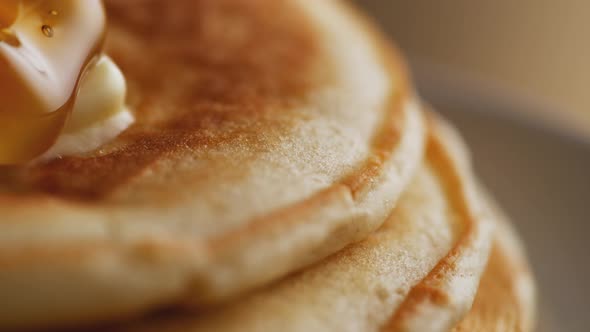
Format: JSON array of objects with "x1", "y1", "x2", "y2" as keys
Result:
[{"x1": 357, "y1": 1, "x2": 590, "y2": 332}]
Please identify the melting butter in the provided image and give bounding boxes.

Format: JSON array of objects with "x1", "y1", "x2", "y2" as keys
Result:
[
  {"x1": 40, "y1": 55, "x2": 133, "y2": 160},
  {"x1": 0, "y1": 0, "x2": 132, "y2": 165}
]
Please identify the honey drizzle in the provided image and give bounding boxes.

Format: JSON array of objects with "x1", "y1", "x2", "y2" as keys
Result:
[{"x1": 0, "y1": 0, "x2": 106, "y2": 164}]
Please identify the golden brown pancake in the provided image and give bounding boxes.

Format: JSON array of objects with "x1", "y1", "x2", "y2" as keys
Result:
[
  {"x1": 92, "y1": 115, "x2": 507, "y2": 332},
  {"x1": 0, "y1": 0, "x2": 427, "y2": 329}
]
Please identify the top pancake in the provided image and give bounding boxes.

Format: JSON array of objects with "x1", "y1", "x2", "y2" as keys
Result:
[{"x1": 0, "y1": 0, "x2": 426, "y2": 330}]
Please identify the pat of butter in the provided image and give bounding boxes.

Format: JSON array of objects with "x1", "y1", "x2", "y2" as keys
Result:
[{"x1": 41, "y1": 55, "x2": 134, "y2": 160}]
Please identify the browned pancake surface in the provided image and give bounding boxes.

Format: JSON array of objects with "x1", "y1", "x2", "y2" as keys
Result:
[{"x1": 5, "y1": 0, "x2": 321, "y2": 201}]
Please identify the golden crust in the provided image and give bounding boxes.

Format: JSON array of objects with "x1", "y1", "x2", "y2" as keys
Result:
[
  {"x1": 382, "y1": 119, "x2": 535, "y2": 332},
  {"x1": 382, "y1": 115, "x2": 494, "y2": 331},
  {"x1": 453, "y1": 246, "x2": 535, "y2": 332},
  {"x1": 453, "y1": 199, "x2": 536, "y2": 332}
]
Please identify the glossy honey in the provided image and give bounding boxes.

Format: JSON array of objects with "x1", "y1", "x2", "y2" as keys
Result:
[{"x1": 0, "y1": 0, "x2": 105, "y2": 164}]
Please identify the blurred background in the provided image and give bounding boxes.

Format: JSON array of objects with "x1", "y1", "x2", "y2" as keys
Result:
[
  {"x1": 360, "y1": 0, "x2": 590, "y2": 139},
  {"x1": 357, "y1": 1, "x2": 590, "y2": 331}
]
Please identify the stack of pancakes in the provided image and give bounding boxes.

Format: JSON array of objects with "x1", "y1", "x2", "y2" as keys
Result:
[{"x1": 0, "y1": 0, "x2": 535, "y2": 331}]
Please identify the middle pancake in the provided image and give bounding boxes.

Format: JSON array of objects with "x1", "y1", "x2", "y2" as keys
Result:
[{"x1": 104, "y1": 113, "x2": 491, "y2": 332}]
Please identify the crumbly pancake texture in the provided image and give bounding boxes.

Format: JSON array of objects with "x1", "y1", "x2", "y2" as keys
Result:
[{"x1": 0, "y1": 0, "x2": 427, "y2": 330}]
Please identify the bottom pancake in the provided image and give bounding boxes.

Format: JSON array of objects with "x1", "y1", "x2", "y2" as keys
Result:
[
  {"x1": 100, "y1": 116, "x2": 508, "y2": 332},
  {"x1": 453, "y1": 197, "x2": 536, "y2": 332}
]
